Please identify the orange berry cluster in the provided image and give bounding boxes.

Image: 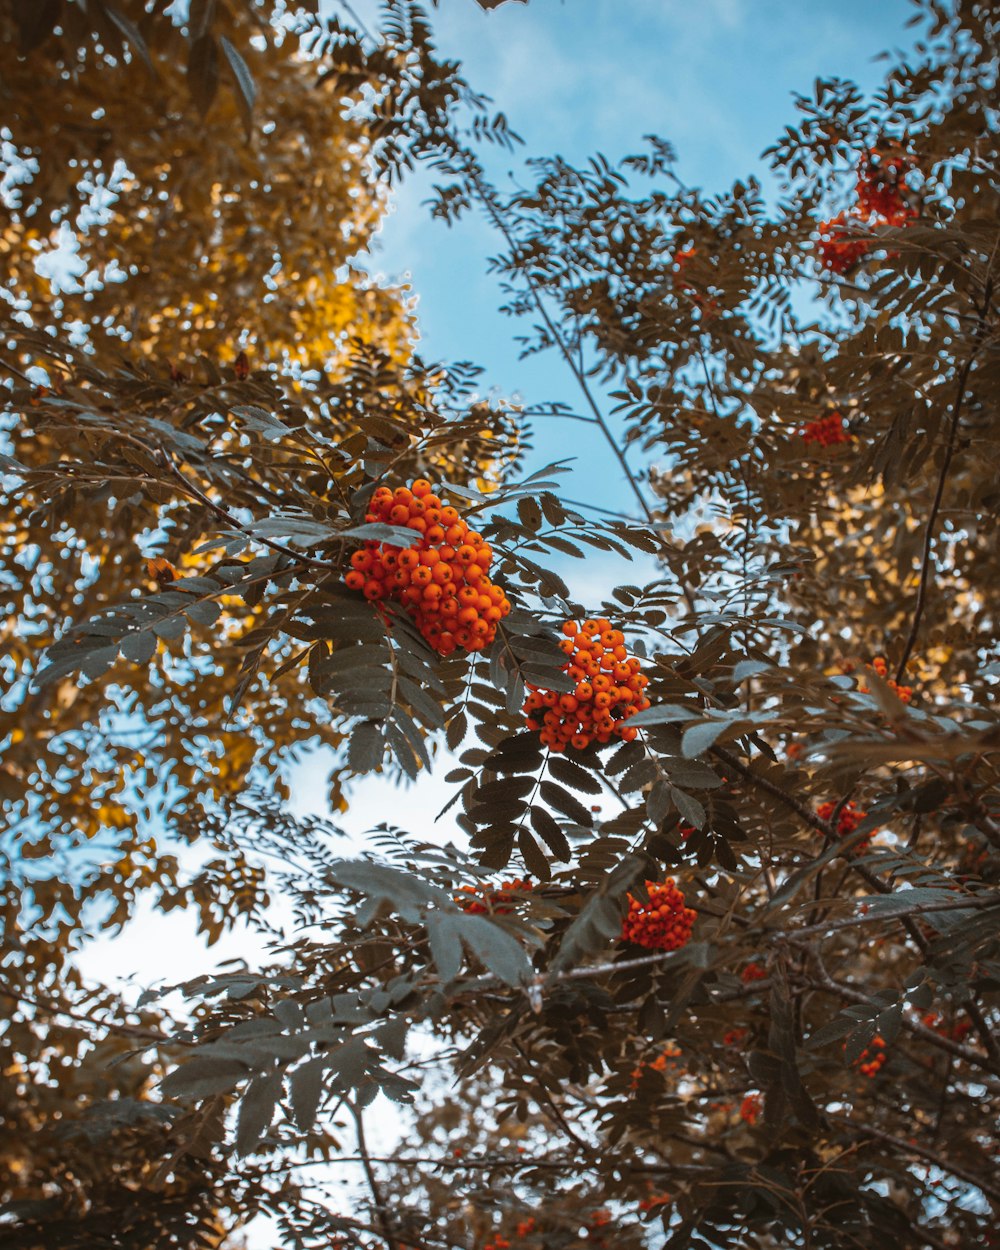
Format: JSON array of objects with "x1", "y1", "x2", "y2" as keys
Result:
[
  {"x1": 854, "y1": 1034, "x2": 887, "y2": 1079},
  {"x1": 856, "y1": 149, "x2": 917, "y2": 225},
  {"x1": 723, "y1": 1027, "x2": 748, "y2": 1047},
  {"x1": 858, "y1": 655, "x2": 913, "y2": 703},
  {"x1": 523, "y1": 619, "x2": 651, "y2": 753},
  {"x1": 455, "y1": 878, "x2": 533, "y2": 915},
  {"x1": 740, "y1": 1093, "x2": 763, "y2": 1125},
  {"x1": 817, "y1": 214, "x2": 873, "y2": 274},
  {"x1": 630, "y1": 1043, "x2": 682, "y2": 1089},
  {"x1": 638, "y1": 1190, "x2": 671, "y2": 1214},
  {"x1": 922, "y1": 1012, "x2": 971, "y2": 1043},
  {"x1": 817, "y1": 149, "x2": 917, "y2": 274},
  {"x1": 741, "y1": 961, "x2": 767, "y2": 984},
  {"x1": 817, "y1": 800, "x2": 873, "y2": 853},
  {"x1": 344, "y1": 480, "x2": 511, "y2": 656},
  {"x1": 621, "y1": 879, "x2": 696, "y2": 952},
  {"x1": 801, "y1": 411, "x2": 851, "y2": 446}
]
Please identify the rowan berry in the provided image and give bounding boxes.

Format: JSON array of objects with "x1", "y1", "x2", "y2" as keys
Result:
[
  {"x1": 852, "y1": 1034, "x2": 887, "y2": 1078},
  {"x1": 621, "y1": 880, "x2": 696, "y2": 952},
  {"x1": 345, "y1": 480, "x2": 511, "y2": 655},
  {"x1": 921, "y1": 1012, "x2": 971, "y2": 1043},
  {"x1": 522, "y1": 619, "x2": 651, "y2": 753},
  {"x1": 817, "y1": 800, "x2": 875, "y2": 853},
  {"x1": 456, "y1": 878, "x2": 533, "y2": 915},
  {"x1": 630, "y1": 1043, "x2": 682, "y2": 1089},
  {"x1": 857, "y1": 655, "x2": 913, "y2": 703},
  {"x1": 801, "y1": 411, "x2": 851, "y2": 446},
  {"x1": 816, "y1": 214, "x2": 872, "y2": 274},
  {"x1": 741, "y1": 961, "x2": 767, "y2": 984},
  {"x1": 816, "y1": 151, "x2": 917, "y2": 274},
  {"x1": 740, "y1": 1093, "x2": 763, "y2": 1125},
  {"x1": 856, "y1": 148, "x2": 917, "y2": 225}
]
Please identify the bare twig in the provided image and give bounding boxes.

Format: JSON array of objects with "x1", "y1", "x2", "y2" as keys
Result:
[
  {"x1": 830, "y1": 1113, "x2": 1000, "y2": 1205},
  {"x1": 896, "y1": 265, "x2": 995, "y2": 680},
  {"x1": 348, "y1": 1098, "x2": 399, "y2": 1250}
]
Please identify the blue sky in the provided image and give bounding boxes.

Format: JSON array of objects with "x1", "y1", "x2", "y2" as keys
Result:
[{"x1": 360, "y1": 0, "x2": 915, "y2": 524}]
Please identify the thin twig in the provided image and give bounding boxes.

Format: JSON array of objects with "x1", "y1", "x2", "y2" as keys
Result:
[
  {"x1": 805, "y1": 969, "x2": 999, "y2": 1075},
  {"x1": 830, "y1": 1113, "x2": 1000, "y2": 1205},
  {"x1": 896, "y1": 265, "x2": 995, "y2": 680},
  {"x1": 348, "y1": 1098, "x2": 399, "y2": 1250},
  {"x1": 468, "y1": 169, "x2": 654, "y2": 521}
]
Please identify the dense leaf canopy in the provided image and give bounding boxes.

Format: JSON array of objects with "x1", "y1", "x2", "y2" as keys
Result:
[{"x1": 1, "y1": 2, "x2": 998, "y2": 1249}]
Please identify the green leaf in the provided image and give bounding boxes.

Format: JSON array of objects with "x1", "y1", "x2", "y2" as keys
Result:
[
  {"x1": 661, "y1": 757, "x2": 723, "y2": 789},
  {"x1": 806, "y1": 1015, "x2": 854, "y2": 1049},
  {"x1": 517, "y1": 829, "x2": 551, "y2": 881},
  {"x1": 681, "y1": 720, "x2": 731, "y2": 758},
  {"x1": 187, "y1": 35, "x2": 220, "y2": 116},
  {"x1": 732, "y1": 660, "x2": 772, "y2": 682},
  {"x1": 538, "y1": 780, "x2": 593, "y2": 826},
  {"x1": 625, "y1": 704, "x2": 700, "y2": 727},
  {"x1": 427, "y1": 914, "x2": 464, "y2": 983},
  {"x1": 161, "y1": 1056, "x2": 248, "y2": 1099},
  {"x1": 529, "y1": 806, "x2": 571, "y2": 861},
  {"x1": 669, "y1": 786, "x2": 706, "y2": 829},
  {"x1": 348, "y1": 722, "x2": 384, "y2": 773},
  {"x1": 459, "y1": 915, "x2": 531, "y2": 986},
  {"x1": 327, "y1": 861, "x2": 452, "y2": 921},
  {"x1": 235, "y1": 1068, "x2": 283, "y2": 1156},
  {"x1": 120, "y1": 629, "x2": 157, "y2": 665},
  {"x1": 446, "y1": 710, "x2": 468, "y2": 752},
  {"x1": 547, "y1": 756, "x2": 602, "y2": 794},
  {"x1": 289, "y1": 1058, "x2": 326, "y2": 1133},
  {"x1": 220, "y1": 35, "x2": 256, "y2": 137},
  {"x1": 646, "y1": 780, "x2": 671, "y2": 824},
  {"x1": 105, "y1": 6, "x2": 155, "y2": 72}
]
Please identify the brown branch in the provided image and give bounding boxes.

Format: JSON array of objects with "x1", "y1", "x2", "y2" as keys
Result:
[
  {"x1": 896, "y1": 267, "x2": 994, "y2": 681},
  {"x1": 805, "y1": 969, "x2": 1000, "y2": 1076},
  {"x1": 774, "y1": 894, "x2": 1000, "y2": 941},
  {"x1": 830, "y1": 1113, "x2": 1000, "y2": 1206},
  {"x1": 0, "y1": 979, "x2": 164, "y2": 1045},
  {"x1": 348, "y1": 1098, "x2": 399, "y2": 1250},
  {"x1": 162, "y1": 454, "x2": 343, "y2": 575},
  {"x1": 710, "y1": 744, "x2": 934, "y2": 959}
]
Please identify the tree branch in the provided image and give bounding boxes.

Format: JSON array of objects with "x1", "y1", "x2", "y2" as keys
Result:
[
  {"x1": 896, "y1": 267, "x2": 994, "y2": 680},
  {"x1": 830, "y1": 1113, "x2": 1000, "y2": 1205},
  {"x1": 348, "y1": 1098, "x2": 399, "y2": 1250}
]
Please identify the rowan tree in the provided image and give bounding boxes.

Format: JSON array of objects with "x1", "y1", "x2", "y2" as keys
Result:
[{"x1": 1, "y1": 2, "x2": 998, "y2": 1249}]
